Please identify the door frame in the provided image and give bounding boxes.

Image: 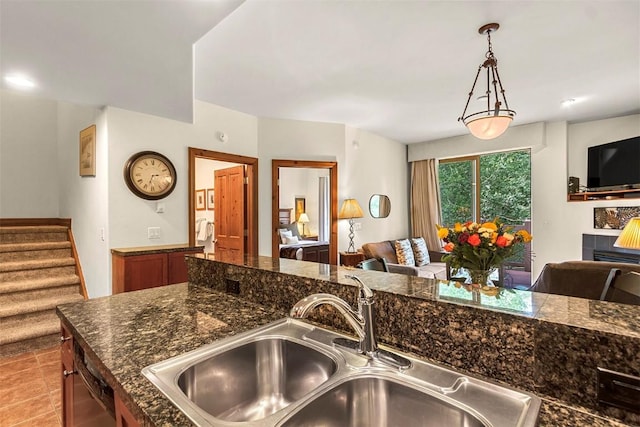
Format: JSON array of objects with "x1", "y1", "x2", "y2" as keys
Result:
[
  {"x1": 188, "y1": 147, "x2": 258, "y2": 257},
  {"x1": 272, "y1": 160, "x2": 338, "y2": 265}
]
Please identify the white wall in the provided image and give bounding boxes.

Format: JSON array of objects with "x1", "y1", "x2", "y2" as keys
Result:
[
  {"x1": 56, "y1": 102, "x2": 109, "y2": 298},
  {"x1": 104, "y1": 101, "x2": 258, "y2": 295},
  {"x1": 345, "y1": 126, "x2": 409, "y2": 248},
  {"x1": 408, "y1": 115, "x2": 640, "y2": 281},
  {"x1": 566, "y1": 114, "x2": 640, "y2": 234},
  {"x1": 257, "y1": 117, "x2": 409, "y2": 255},
  {"x1": 257, "y1": 117, "x2": 346, "y2": 255},
  {"x1": 1, "y1": 91, "x2": 60, "y2": 217},
  {"x1": 107, "y1": 102, "x2": 259, "y2": 251},
  {"x1": 3, "y1": 92, "x2": 408, "y2": 295}
]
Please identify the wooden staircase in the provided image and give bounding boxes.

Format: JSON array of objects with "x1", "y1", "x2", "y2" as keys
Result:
[{"x1": 0, "y1": 219, "x2": 86, "y2": 357}]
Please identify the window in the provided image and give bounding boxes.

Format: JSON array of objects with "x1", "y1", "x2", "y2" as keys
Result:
[{"x1": 439, "y1": 150, "x2": 531, "y2": 226}]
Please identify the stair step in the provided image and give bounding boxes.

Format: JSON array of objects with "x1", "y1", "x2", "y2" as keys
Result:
[
  {"x1": 0, "y1": 292, "x2": 84, "y2": 319},
  {"x1": 0, "y1": 265, "x2": 77, "y2": 283},
  {"x1": 1, "y1": 310, "x2": 60, "y2": 334},
  {"x1": 0, "y1": 226, "x2": 68, "y2": 244},
  {"x1": 0, "y1": 240, "x2": 71, "y2": 253},
  {"x1": 0, "y1": 257, "x2": 76, "y2": 273},
  {"x1": 0, "y1": 317, "x2": 62, "y2": 346},
  {"x1": 1, "y1": 284, "x2": 81, "y2": 306},
  {"x1": 0, "y1": 247, "x2": 72, "y2": 263},
  {"x1": 0, "y1": 274, "x2": 80, "y2": 294}
]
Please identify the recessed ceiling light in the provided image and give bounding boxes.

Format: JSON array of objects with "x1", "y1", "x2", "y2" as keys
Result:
[
  {"x1": 561, "y1": 98, "x2": 576, "y2": 107},
  {"x1": 4, "y1": 74, "x2": 36, "y2": 89}
]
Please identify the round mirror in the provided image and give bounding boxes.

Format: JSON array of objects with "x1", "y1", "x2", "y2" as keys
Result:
[{"x1": 369, "y1": 194, "x2": 391, "y2": 218}]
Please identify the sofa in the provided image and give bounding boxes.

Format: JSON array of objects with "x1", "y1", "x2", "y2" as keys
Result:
[
  {"x1": 361, "y1": 239, "x2": 448, "y2": 279},
  {"x1": 530, "y1": 260, "x2": 640, "y2": 303}
]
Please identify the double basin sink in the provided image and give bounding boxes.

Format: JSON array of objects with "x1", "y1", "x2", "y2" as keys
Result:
[{"x1": 142, "y1": 318, "x2": 540, "y2": 426}]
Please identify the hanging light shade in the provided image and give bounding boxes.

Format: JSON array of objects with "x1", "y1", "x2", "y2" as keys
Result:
[{"x1": 458, "y1": 23, "x2": 516, "y2": 140}]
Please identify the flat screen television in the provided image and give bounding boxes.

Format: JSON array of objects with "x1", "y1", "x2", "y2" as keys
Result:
[{"x1": 587, "y1": 136, "x2": 640, "y2": 191}]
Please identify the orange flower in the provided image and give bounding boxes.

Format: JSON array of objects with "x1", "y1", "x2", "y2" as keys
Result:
[
  {"x1": 495, "y1": 235, "x2": 508, "y2": 247},
  {"x1": 467, "y1": 234, "x2": 481, "y2": 246},
  {"x1": 516, "y1": 229, "x2": 533, "y2": 243},
  {"x1": 443, "y1": 242, "x2": 455, "y2": 252}
]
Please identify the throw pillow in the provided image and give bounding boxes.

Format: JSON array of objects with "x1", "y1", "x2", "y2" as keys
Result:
[
  {"x1": 395, "y1": 239, "x2": 415, "y2": 266},
  {"x1": 279, "y1": 229, "x2": 292, "y2": 244},
  {"x1": 284, "y1": 235, "x2": 299, "y2": 244},
  {"x1": 411, "y1": 237, "x2": 431, "y2": 267}
]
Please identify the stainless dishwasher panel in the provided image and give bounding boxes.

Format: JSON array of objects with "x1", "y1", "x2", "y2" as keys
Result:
[{"x1": 73, "y1": 342, "x2": 116, "y2": 427}]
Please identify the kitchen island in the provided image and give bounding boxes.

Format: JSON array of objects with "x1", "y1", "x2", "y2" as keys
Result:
[{"x1": 56, "y1": 255, "x2": 638, "y2": 426}]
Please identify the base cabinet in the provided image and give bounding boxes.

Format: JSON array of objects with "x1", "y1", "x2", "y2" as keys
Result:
[
  {"x1": 115, "y1": 394, "x2": 140, "y2": 427},
  {"x1": 61, "y1": 325, "x2": 141, "y2": 427},
  {"x1": 111, "y1": 245, "x2": 203, "y2": 294},
  {"x1": 61, "y1": 326, "x2": 74, "y2": 427}
]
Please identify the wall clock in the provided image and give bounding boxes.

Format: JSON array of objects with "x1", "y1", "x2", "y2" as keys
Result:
[{"x1": 123, "y1": 151, "x2": 177, "y2": 200}]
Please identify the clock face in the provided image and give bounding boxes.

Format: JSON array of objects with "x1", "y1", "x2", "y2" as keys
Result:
[{"x1": 124, "y1": 151, "x2": 177, "y2": 200}]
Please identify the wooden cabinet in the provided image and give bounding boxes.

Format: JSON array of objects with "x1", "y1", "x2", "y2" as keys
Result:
[
  {"x1": 61, "y1": 325, "x2": 74, "y2": 427},
  {"x1": 115, "y1": 394, "x2": 140, "y2": 427},
  {"x1": 111, "y1": 244, "x2": 203, "y2": 294},
  {"x1": 340, "y1": 251, "x2": 365, "y2": 267}
]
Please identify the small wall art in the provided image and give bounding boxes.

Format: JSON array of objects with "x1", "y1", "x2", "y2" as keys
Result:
[
  {"x1": 295, "y1": 197, "x2": 306, "y2": 222},
  {"x1": 594, "y1": 206, "x2": 640, "y2": 229},
  {"x1": 195, "y1": 189, "x2": 206, "y2": 211},
  {"x1": 79, "y1": 124, "x2": 96, "y2": 176},
  {"x1": 207, "y1": 188, "x2": 215, "y2": 210}
]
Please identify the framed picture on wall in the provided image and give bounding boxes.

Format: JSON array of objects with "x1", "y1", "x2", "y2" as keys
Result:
[
  {"x1": 207, "y1": 188, "x2": 214, "y2": 210},
  {"x1": 295, "y1": 197, "x2": 306, "y2": 222},
  {"x1": 79, "y1": 124, "x2": 96, "y2": 176},
  {"x1": 594, "y1": 207, "x2": 640, "y2": 229},
  {"x1": 195, "y1": 189, "x2": 206, "y2": 211}
]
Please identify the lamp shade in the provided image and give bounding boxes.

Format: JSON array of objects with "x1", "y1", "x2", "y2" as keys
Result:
[
  {"x1": 466, "y1": 115, "x2": 513, "y2": 140},
  {"x1": 614, "y1": 217, "x2": 640, "y2": 249},
  {"x1": 298, "y1": 213, "x2": 310, "y2": 223},
  {"x1": 338, "y1": 199, "x2": 364, "y2": 219}
]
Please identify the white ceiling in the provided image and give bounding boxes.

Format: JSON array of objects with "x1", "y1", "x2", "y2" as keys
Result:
[{"x1": 2, "y1": 1, "x2": 639, "y2": 143}]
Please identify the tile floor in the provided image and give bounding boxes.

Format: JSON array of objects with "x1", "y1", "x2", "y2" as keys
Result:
[{"x1": 0, "y1": 345, "x2": 62, "y2": 427}]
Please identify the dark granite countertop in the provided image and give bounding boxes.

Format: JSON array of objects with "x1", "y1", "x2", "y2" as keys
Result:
[
  {"x1": 57, "y1": 283, "x2": 286, "y2": 426},
  {"x1": 111, "y1": 243, "x2": 204, "y2": 256},
  {"x1": 56, "y1": 278, "x2": 635, "y2": 426}
]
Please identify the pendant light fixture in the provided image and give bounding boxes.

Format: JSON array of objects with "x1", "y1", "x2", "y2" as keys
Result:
[{"x1": 458, "y1": 23, "x2": 516, "y2": 140}]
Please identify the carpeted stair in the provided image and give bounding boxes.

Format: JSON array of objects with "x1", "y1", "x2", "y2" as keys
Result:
[{"x1": 0, "y1": 225, "x2": 85, "y2": 357}]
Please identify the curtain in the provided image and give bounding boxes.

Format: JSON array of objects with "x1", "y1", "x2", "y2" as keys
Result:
[
  {"x1": 411, "y1": 159, "x2": 442, "y2": 251},
  {"x1": 318, "y1": 176, "x2": 330, "y2": 242}
]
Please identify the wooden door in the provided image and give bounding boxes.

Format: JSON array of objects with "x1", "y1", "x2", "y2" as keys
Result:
[{"x1": 214, "y1": 165, "x2": 245, "y2": 263}]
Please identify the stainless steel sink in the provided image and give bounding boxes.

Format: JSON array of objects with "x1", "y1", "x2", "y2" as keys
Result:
[
  {"x1": 177, "y1": 338, "x2": 337, "y2": 422},
  {"x1": 279, "y1": 374, "x2": 486, "y2": 427},
  {"x1": 142, "y1": 318, "x2": 540, "y2": 427}
]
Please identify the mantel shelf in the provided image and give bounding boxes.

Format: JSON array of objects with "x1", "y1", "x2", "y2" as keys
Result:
[{"x1": 567, "y1": 188, "x2": 640, "y2": 202}]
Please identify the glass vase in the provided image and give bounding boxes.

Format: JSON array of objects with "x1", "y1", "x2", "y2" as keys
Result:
[{"x1": 468, "y1": 269, "x2": 491, "y2": 286}]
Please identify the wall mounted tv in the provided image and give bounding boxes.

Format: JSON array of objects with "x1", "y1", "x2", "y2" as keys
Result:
[{"x1": 587, "y1": 136, "x2": 640, "y2": 191}]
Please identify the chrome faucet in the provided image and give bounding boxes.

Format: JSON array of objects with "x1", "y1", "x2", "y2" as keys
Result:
[{"x1": 290, "y1": 275, "x2": 410, "y2": 369}]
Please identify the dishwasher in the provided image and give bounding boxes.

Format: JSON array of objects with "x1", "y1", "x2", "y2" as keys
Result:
[{"x1": 72, "y1": 341, "x2": 116, "y2": 427}]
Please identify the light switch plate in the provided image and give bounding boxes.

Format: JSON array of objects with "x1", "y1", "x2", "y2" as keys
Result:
[{"x1": 148, "y1": 227, "x2": 161, "y2": 239}]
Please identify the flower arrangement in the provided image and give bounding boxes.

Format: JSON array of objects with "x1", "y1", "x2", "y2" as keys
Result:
[{"x1": 436, "y1": 219, "x2": 532, "y2": 284}]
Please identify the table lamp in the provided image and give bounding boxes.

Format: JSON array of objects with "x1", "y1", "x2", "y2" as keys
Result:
[
  {"x1": 614, "y1": 217, "x2": 640, "y2": 249},
  {"x1": 339, "y1": 198, "x2": 364, "y2": 253},
  {"x1": 298, "y1": 212, "x2": 310, "y2": 237}
]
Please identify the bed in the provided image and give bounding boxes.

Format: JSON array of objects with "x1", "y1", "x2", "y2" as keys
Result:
[
  {"x1": 277, "y1": 217, "x2": 329, "y2": 264},
  {"x1": 280, "y1": 239, "x2": 330, "y2": 263}
]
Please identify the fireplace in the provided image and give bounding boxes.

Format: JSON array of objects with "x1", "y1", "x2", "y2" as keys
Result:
[{"x1": 583, "y1": 234, "x2": 640, "y2": 264}]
